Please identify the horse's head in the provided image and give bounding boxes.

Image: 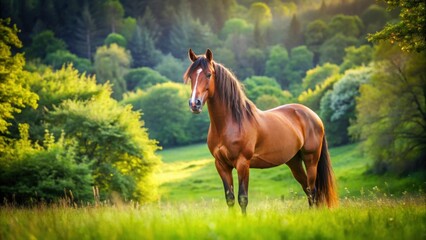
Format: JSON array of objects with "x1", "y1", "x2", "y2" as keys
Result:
[{"x1": 184, "y1": 49, "x2": 215, "y2": 114}]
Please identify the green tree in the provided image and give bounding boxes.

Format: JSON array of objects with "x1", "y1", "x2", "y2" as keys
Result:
[
  {"x1": 44, "y1": 50, "x2": 93, "y2": 73},
  {"x1": 154, "y1": 54, "x2": 186, "y2": 82},
  {"x1": 248, "y1": 2, "x2": 272, "y2": 48},
  {"x1": 25, "y1": 30, "x2": 67, "y2": 60},
  {"x1": 361, "y1": 4, "x2": 390, "y2": 34},
  {"x1": 243, "y1": 76, "x2": 290, "y2": 104},
  {"x1": 368, "y1": 0, "x2": 426, "y2": 52},
  {"x1": 123, "y1": 82, "x2": 209, "y2": 147},
  {"x1": 128, "y1": 24, "x2": 161, "y2": 68},
  {"x1": 304, "y1": 19, "x2": 329, "y2": 64},
  {"x1": 350, "y1": 44, "x2": 426, "y2": 174},
  {"x1": 265, "y1": 45, "x2": 289, "y2": 89},
  {"x1": 298, "y1": 74, "x2": 340, "y2": 113},
  {"x1": 0, "y1": 19, "x2": 38, "y2": 139},
  {"x1": 104, "y1": 33, "x2": 127, "y2": 48},
  {"x1": 50, "y1": 91, "x2": 160, "y2": 201},
  {"x1": 0, "y1": 127, "x2": 93, "y2": 204},
  {"x1": 94, "y1": 43, "x2": 132, "y2": 100},
  {"x1": 103, "y1": 0, "x2": 124, "y2": 33},
  {"x1": 328, "y1": 14, "x2": 364, "y2": 38},
  {"x1": 319, "y1": 33, "x2": 359, "y2": 64},
  {"x1": 124, "y1": 67, "x2": 169, "y2": 91},
  {"x1": 284, "y1": 45, "x2": 314, "y2": 93},
  {"x1": 302, "y1": 63, "x2": 340, "y2": 91},
  {"x1": 340, "y1": 45, "x2": 373, "y2": 72},
  {"x1": 320, "y1": 67, "x2": 372, "y2": 146}
]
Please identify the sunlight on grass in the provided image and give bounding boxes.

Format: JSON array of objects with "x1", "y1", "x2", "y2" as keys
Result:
[{"x1": 154, "y1": 158, "x2": 213, "y2": 185}]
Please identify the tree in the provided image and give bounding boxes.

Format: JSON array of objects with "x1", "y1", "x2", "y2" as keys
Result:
[
  {"x1": 265, "y1": 45, "x2": 289, "y2": 89},
  {"x1": 25, "y1": 30, "x2": 67, "y2": 60},
  {"x1": 319, "y1": 33, "x2": 359, "y2": 65},
  {"x1": 128, "y1": 24, "x2": 161, "y2": 68},
  {"x1": 71, "y1": 3, "x2": 99, "y2": 60},
  {"x1": 104, "y1": 33, "x2": 127, "y2": 48},
  {"x1": 302, "y1": 63, "x2": 340, "y2": 91},
  {"x1": 94, "y1": 43, "x2": 132, "y2": 100},
  {"x1": 248, "y1": 2, "x2": 272, "y2": 48},
  {"x1": 298, "y1": 74, "x2": 340, "y2": 113},
  {"x1": 123, "y1": 82, "x2": 209, "y2": 147},
  {"x1": 350, "y1": 43, "x2": 426, "y2": 174},
  {"x1": 368, "y1": 0, "x2": 426, "y2": 52},
  {"x1": 50, "y1": 91, "x2": 160, "y2": 201},
  {"x1": 285, "y1": 14, "x2": 302, "y2": 50},
  {"x1": 328, "y1": 14, "x2": 364, "y2": 38},
  {"x1": 0, "y1": 128, "x2": 93, "y2": 204},
  {"x1": 243, "y1": 76, "x2": 290, "y2": 104},
  {"x1": 154, "y1": 54, "x2": 186, "y2": 82},
  {"x1": 0, "y1": 19, "x2": 38, "y2": 139},
  {"x1": 320, "y1": 67, "x2": 372, "y2": 146},
  {"x1": 44, "y1": 50, "x2": 93, "y2": 74},
  {"x1": 103, "y1": 0, "x2": 124, "y2": 33},
  {"x1": 124, "y1": 67, "x2": 169, "y2": 91},
  {"x1": 339, "y1": 45, "x2": 373, "y2": 72},
  {"x1": 284, "y1": 45, "x2": 314, "y2": 94},
  {"x1": 361, "y1": 4, "x2": 390, "y2": 34},
  {"x1": 304, "y1": 19, "x2": 329, "y2": 64}
]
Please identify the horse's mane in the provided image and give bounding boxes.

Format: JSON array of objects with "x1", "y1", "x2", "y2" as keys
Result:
[{"x1": 184, "y1": 57, "x2": 256, "y2": 124}]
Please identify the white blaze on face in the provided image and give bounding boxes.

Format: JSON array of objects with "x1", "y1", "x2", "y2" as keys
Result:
[{"x1": 191, "y1": 68, "x2": 203, "y2": 105}]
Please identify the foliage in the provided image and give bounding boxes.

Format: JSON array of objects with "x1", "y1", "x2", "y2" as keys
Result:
[
  {"x1": 368, "y1": 0, "x2": 426, "y2": 52},
  {"x1": 0, "y1": 18, "x2": 38, "y2": 137},
  {"x1": 340, "y1": 45, "x2": 373, "y2": 72},
  {"x1": 124, "y1": 67, "x2": 169, "y2": 91},
  {"x1": 298, "y1": 74, "x2": 340, "y2": 113},
  {"x1": 243, "y1": 76, "x2": 286, "y2": 103},
  {"x1": 25, "y1": 30, "x2": 67, "y2": 60},
  {"x1": 319, "y1": 33, "x2": 359, "y2": 65},
  {"x1": 49, "y1": 90, "x2": 160, "y2": 201},
  {"x1": 350, "y1": 44, "x2": 426, "y2": 174},
  {"x1": 154, "y1": 54, "x2": 186, "y2": 82},
  {"x1": 94, "y1": 43, "x2": 132, "y2": 100},
  {"x1": 328, "y1": 14, "x2": 364, "y2": 38},
  {"x1": 44, "y1": 50, "x2": 93, "y2": 74},
  {"x1": 302, "y1": 63, "x2": 340, "y2": 91},
  {"x1": 320, "y1": 67, "x2": 372, "y2": 146},
  {"x1": 361, "y1": 4, "x2": 390, "y2": 34},
  {"x1": 123, "y1": 83, "x2": 209, "y2": 148},
  {"x1": 284, "y1": 45, "x2": 314, "y2": 94},
  {"x1": 265, "y1": 45, "x2": 289, "y2": 89},
  {"x1": 128, "y1": 24, "x2": 161, "y2": 68},
  {"x1": 0, "y1": 127, "x2": 93, "y2": 204},
  {"x1": 104, "y1": 33, "x2": 127, "y2": 48}
]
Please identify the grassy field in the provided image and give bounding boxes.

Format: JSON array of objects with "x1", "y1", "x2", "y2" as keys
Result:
[
  {"x1": 1, "y1": 143, "x2": 425, "y2": 240},
  {"x1": 157, "y1": 143, "x2": 425, "y2": 202}
]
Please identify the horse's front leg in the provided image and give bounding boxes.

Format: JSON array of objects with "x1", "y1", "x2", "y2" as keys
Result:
[
  {"x1": 215, "y1": 159, "x2": 235, "y2": 208},
  {"x1": 236, "y1": 157, "x2": 250, "y2": 214}
]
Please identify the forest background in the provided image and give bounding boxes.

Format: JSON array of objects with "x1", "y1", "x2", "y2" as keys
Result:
[{"x1": 0, "y1": 0, "x2": 425, "y2": 204}]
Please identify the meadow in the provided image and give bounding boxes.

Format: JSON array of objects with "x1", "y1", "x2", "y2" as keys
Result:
[{"x1": 1, "y1": 144, "x2": 425, "y2": 240}]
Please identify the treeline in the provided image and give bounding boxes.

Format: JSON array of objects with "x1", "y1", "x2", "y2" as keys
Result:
[{"x1": 0, "y1": 0, "x2": 425, "y2": 204}]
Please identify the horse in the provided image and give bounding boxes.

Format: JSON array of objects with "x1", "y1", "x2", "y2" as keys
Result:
[{"x1": 184, "y1": 49, "x2": 338, "y2": 214}]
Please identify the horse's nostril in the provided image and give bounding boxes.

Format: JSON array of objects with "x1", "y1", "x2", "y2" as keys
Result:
[{"x1": 196, "y1": 99, "x2": 202, "y2": 106}]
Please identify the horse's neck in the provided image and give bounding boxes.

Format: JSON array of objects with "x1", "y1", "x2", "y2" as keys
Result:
[{"x1": 207, "y1": 97, "x2": 237, "y2": 133}]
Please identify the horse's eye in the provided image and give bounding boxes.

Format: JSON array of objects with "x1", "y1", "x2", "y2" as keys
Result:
[{"x1": 206, "y1": 73, "x2": 212, "y2": 78}]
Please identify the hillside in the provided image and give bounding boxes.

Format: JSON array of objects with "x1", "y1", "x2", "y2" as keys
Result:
[{"x1": 157, "y1": 143, "x2": 425, "y2": 202}]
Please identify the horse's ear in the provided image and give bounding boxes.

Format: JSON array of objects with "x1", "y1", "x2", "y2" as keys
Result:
[
  {"x1": 206, "y1": 49, "x2": 213, "y2": 62},
  {"x1": 188, "y1": 49, "x2": 198, "y2": 62}
]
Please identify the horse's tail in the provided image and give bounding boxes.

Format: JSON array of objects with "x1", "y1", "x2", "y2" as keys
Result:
[{"x1": 315, "y1": 135, "x2": 338, "y2": 208}]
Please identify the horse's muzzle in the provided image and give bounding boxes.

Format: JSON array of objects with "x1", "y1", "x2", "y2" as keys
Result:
[{"x1": 189, "y1": 98, "x2": 202, "y2": 114}]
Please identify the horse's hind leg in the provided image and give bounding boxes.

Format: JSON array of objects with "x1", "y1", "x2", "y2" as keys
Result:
[
  {"x1": 286, "y1": 156, "x2": 309, "y2": 198},
  {"x1": 302, "y1": 151, "x2": 321, "y2": 206}
]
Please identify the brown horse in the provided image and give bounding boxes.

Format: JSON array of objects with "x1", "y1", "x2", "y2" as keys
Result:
[{"x1": 184, "y1": 49, "x2": 338, "y2": 214}]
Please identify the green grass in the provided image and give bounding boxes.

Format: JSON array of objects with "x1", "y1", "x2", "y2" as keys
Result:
[
  {"x1": 1, "y1": 198, "x2": 425, "y2": 240},
  {"x1": 1, "y1": 143, "x2": 425, "y2": 240},
  {"x1": 157, "y1": 143, "x2": 426, "y2": 202}
]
